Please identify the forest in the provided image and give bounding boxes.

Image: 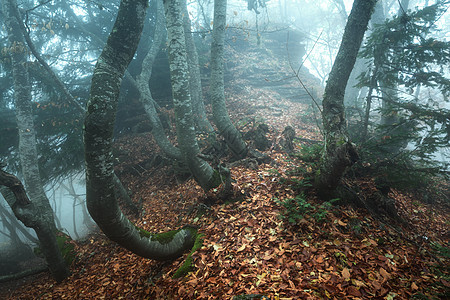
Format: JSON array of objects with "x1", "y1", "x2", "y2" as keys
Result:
[{"x1": 0, "y1": 0, "x2": 449, "y2": 299}]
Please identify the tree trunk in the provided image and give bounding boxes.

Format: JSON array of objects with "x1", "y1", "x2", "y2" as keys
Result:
[
  {"x1": 136, "y1": 0, "x2": 182, "y2": 160},
  {"x1": 2, "y1": 0, "x2": 70, "y2": 282},
  {"x1": 315, "y1": 0, "x2": 377, "y2": 199},
  {"x1": 84, "y1": 0, "x2": 195, "y2": 260},
  {"x1": 372, "y1": 1, "x2": 409, "y2": 154},
  {"x1": 0, "y1": 199, "x2": 38, "y2": 244},
  {"x1": 164, "y1": 0, "x2": 222, "y2": 191},
  {"x1": 0, "y1": 172, "x2": 69, "y2": 282},
  {"x1": 210, "y1": 0, "x2": 248, "y2": 159},
  {"x1": 181, "y1": 0, "x2": 213, "y2": 133}
]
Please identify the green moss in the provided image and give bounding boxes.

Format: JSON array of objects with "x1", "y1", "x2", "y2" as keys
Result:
[
  {"x1": 135, "y1": 225, "x2": 196, "y2": 246},
  {"x1": 135, "y1": 225, "x2": 152, "y2": 238},
  {"x1": 209, "y1": 169, "x2": 222, "y2": 190},
  {"x1": 34, "y1": 232, "x2": 76, "y2": 266},
  {"x1": 56, "y1": 232, "x2": 76, "y2": 266},
  {"x1": 172, "y1": 233, "x2": 204, "y2": 279},
  {"x1": 151, "y1": 229, "x2": 181, "y2": 244}
]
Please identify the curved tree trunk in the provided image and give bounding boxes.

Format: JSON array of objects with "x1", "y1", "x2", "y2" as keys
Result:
[
  {"x1": 210, "y1": 0, "x2": 248, "y2": 159},
  {"x1": 0, "y1": 171, "x2": 69, "y2": 282},
  {"x1": 13, "y1": 0, "x2": 138, "y2": 213},
  {"x1": 164, "y1": 0, "x2": 222, "y2": 191},
  {"x1": 315, "y1": 0, "x2": 377, "y2": 199},
  {"x1": 181, "y1": 0, "x2": 213, "y2": 133},
  {"x1": 136, "y1": 0, "x2": 182, "y2": 160},
  {"x1": 2, "y1": 0, "x2": 70, "y2": 282},
  {"x1": 84, "y1": 0, "x2": 195, "y2": 260}
]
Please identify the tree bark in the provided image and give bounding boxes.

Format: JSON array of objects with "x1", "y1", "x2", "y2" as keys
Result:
[
  {"x1": 210, "y1": 0, "x2": 248, "y2": 158},
  {"x1": 181, "y1": 0, "x2": 213, "y2": 133},
  {"x1": 136, "y1": 0, "x2": 182, "y2": 160},
  {"x1": 0, "y1": 175, "x2": 69, "y2": 282},
  {"x1": 2, "y1": 0, "x2": 70, "y2": 282},
  {"x1": 315, "y1": 0, "x2": 377, "y2": 199},
  {"x1": 164, "y1": 0, "x2": 222, "y2": 191},
  {"x1": 84, "y1": 0, "x2": 195, "y2": 260}
]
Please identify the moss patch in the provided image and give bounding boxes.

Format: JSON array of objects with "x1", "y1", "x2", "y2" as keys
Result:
[
  {"x1": 151, "y1": 229, "x2": 180, "y2": 244},
  {"x1": 56, "y1": 231, "x2": 76, "y2": 266},
  {"x1": 172, "y1": 233, "x2": 204, "y2": 279},
  {"x1": 135, "y1": 226, "x2": 152, "y2": 238}
]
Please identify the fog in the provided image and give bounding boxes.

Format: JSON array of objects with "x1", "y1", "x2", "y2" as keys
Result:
[
  {"x1": 0, "y1": 0, "x2": 448, "y2": 281},
  {"x1": 0, "y1": 173, "x2": 93, "y2": 245}
]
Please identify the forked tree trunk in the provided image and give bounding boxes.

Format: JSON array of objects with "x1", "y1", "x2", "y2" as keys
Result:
[
  {"x1": 315, "y1": 0, "x2": 377, "y2": 199},
  {"x1": 164, "y1": 0, "x2": 222, "y2": 191},
  {"x1": 84, "y1": 0, "x2": 195, "y2": 260}
]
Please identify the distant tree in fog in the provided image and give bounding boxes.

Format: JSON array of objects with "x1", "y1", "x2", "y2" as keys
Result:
[{"x1": 1, "y1": 0, "x2": 70, "y2": 282}]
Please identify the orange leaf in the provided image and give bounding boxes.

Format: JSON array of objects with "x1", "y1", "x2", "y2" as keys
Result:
[
  {"x1": 380, "y1": 267, "x2": 390, "y2": 280},
  {"x1": 411, "y1": 282, "x2": 418, "y2": 290},
  {"x1": 338, "y1": 219, "x2": 347, "y2": 226},
  {"x1": 236, "y1": 244, "x2": 246, "y2": 252},
  {"x1": 342, "y1": 268, "x2": 351, "y2": 280}
]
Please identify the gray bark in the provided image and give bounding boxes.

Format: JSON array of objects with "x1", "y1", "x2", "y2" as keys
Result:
[
  {"x1": 0, "y1": 201, "x2": 38, "y2": 244},
  {"x1": 84, "y1": 0, "x2": 195, "y2": 260},
  {"x1": 164, "y1": 0, "x2": 221, "y2": 191},
  {"x1": 181, "y1": 0, "x2": 213, "y2": 133},
  {"x1": 1, "y1": 0, "x2": 70, "y2": 282},
  {"x1": 210, "y1": 0, "x2": 248, "y2": 158},
  {"x1": 0, "y1": 172, "x2": 69, "y2": 282},
  {"x1": 11, "y1": 0, "x2": 137, "y2": 212},
  {"x1": 315, "y1": 0, "x2": 377, "y2": 199},
  {"x1": 136, "y1": 0, "x2": 182, "y2": 160}
]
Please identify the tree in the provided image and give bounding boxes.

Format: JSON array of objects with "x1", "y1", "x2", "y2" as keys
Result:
[
  {"x1": 136, "y1": 0, "x2": 182, "y2": 160},
  {"x1": 355, "y1": 1, "x2": 450, "y2": 187},
  {"x1": 1, "y1": 0, "x2": 70, "y2": 282},
  {"x1": 164, "y1": 0, "x2": 224, "y2": 191},
  {"x1": 315, "y1": 0, "x2": 377, "y2": 199},
  {"x1": 84, "y1": 0, "x2": 195, "y2": 260},
  {"x1": 210, "y1": 0, "x2": 248, "y2": 159},
  {"x1": 181, "y1": 0, "x2": 213, "y2": 133}
]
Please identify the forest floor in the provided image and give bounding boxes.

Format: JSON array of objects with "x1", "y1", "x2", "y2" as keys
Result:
[{"x1": 1, "y1": 40, "x2": 449, "y2": 299}]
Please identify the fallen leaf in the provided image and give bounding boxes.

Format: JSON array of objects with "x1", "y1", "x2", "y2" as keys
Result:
[
  {"x1": 236, "y1": 244, "x2": 246, "y2": 252},
  {"x1": 380, "y1": 267, "x2": 390, "y2": 280},
  {"x1": 342, "y1": 268, "x2": 351, "y2": 280}
]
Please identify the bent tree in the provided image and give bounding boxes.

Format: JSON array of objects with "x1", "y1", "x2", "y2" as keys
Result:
[
  {"x1": 164, "y1": 0, "x2": 224, "y2": 191},
  {"x1": 315, "y1": 0, "x2": 377, "y2": 199},
  {"x1": 84, "y1": 0, "x2": 194, "y2": 260},
  {"x1": 210, "y1": 0, "x2": 248, "y2": 158},
  {"x1": 1, "y1": 0, "x2": 70, "y2": 282}
]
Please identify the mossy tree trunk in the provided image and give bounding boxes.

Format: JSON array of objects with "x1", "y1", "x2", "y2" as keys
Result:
[
  {"x1": 164, "y1": 0, "x2": 222, "y2": 191},
  {"x1": 2, "y1": 0, "x2": 70, "y2": 282},
  {"x1": 84, "y1": 0, "x2": 195, "y2": 260},
  {"x1": 315, "y1": 0, "x2": 377, "y2": 199},
  {"x1": 210, "y1": 0, "x2": 248, "y2": 158}
]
